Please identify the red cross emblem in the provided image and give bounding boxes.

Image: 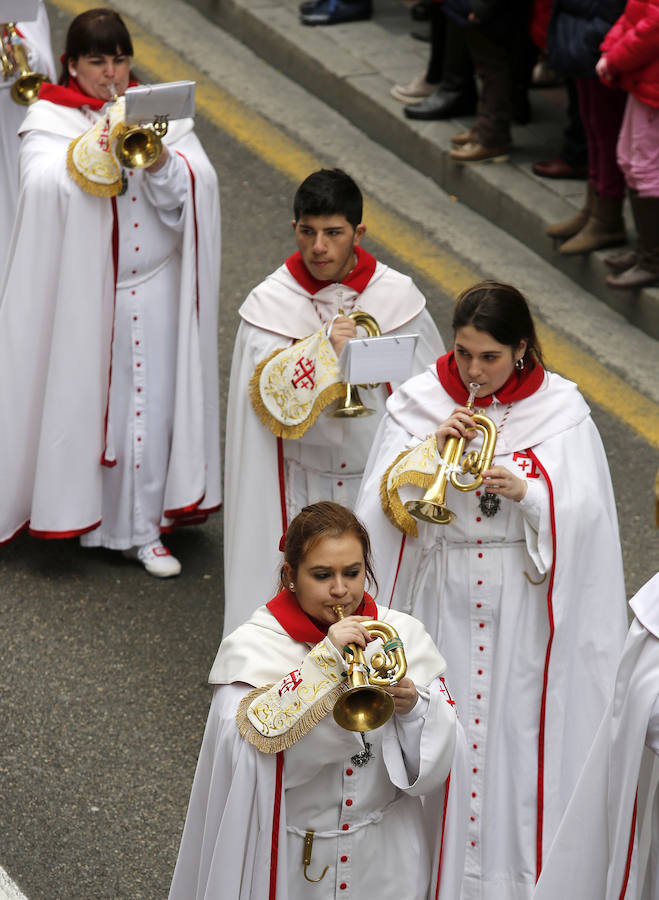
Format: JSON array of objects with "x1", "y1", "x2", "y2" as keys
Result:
[
  {"x1": 513, "y1": 452, "x2": 540, "y2": 479},
  {"x1": 439, "y1": 677, "x2": 456, "y2": 706},
  {"x1": 291, "y1": 357, "x2": 315, "y2": 390},
  {"x1": 278, "y1": 668, "x2": 303, "y2": 696}
]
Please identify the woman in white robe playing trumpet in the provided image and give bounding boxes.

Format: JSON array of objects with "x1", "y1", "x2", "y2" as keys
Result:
[{"x1": 169, "y1": 501, "x2": 468, "y2": 899}]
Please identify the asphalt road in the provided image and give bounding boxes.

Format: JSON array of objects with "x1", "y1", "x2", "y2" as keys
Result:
[{"x1": 0, "y1": 3, "x2": 657, "y2": 899}]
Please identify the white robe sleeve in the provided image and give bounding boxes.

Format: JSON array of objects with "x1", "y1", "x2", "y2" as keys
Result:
[
  {"x1": 223, "y1": 321, "x2": 292, "y2": 634},
  {"x1": 169, "y1": 683, "x2": 288, "y2": 900}
]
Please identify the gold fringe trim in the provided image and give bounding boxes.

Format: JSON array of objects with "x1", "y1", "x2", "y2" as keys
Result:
[
  {"x1": 66, "y1": 135, "x2": 123, "y2": 198},
  {"x1": 236, "y1": 682, "x2": 347, "y2": 753},
  {"x1": 248, "y1": 348, "x2": 346, "y2": 440},
  {"x1": 379, "y1": 450, "x2": 436, "y2": 538}
]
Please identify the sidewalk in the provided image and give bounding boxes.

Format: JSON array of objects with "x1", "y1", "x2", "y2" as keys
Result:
[{"x1": 191, "y1": 0, "x2": 659, "y2": 339}]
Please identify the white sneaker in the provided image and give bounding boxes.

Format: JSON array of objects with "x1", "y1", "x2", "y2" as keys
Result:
[
  {"x1": 125, "y1": 540, "x2": 182, "y2": 578},
  {"x1": 390, "y1": 73, "x2": 438, "y2": 103}
]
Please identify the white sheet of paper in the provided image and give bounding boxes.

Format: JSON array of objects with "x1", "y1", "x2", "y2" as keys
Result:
[
  {"x1": 0, "y1": 0, "x2": 39, "y2": 21},
  {"x1": 124, "y1": 81, "x2": 196, "y2": 125},
  {"x1": 341, "y1": 334, "x2": 419, "y2": 384}
]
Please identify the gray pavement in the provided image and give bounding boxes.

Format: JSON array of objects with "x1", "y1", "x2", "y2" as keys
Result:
[{"x1": 192, "y1": 0, "x2": 659, "y2": 339}]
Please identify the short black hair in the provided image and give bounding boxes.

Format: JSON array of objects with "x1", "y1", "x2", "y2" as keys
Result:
[
  {"x1": 59, "y1": 8, "x2": 133, "y2": 86},
  {"x1": 293, "y1": 169, "x2": 363, "y2": 229}
]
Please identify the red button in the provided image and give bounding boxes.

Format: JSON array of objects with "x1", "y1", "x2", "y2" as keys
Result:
[
  {"x1": 133, "y1": 315, "x2": 138, "y2": 321},
  {"x1": 477, "y1": 539, "x2": 482, "y2": 544},
  {"x1": 337, "y1": 481, "x2": 343, "y2": 486},
  {"x1": 471, "y1": 841, "x2": 476, "y2": 846},
  {"x1": 134, "y1": 223, "x2": 139, "y2": 228},
  {"x1": 477, "y1": 580, "x2": 483, "y2": 585},
  {"x1": 475, "y1": 718, "x2": 480, "y2": 724},
  {"x1": 137, "y1": 437, "x2": 142, "y2": 442},
  {"x1": 135, "y1": 341, "x2": 140, "y2": 346},
  {"x1": 136, "y1": 412, "x2": 141, "y2": 417},
  {"x1": 132, "y1": 196, "x2": 136, "y2": 202},
  {"x1": 476, "y1": 491, "x2": 481, "y2": 496},
  {"x1": 479, "y1": 646, "x2": 484, "y2": 651},
  {"x1": 135, "y1": 246, "x2": 139, "y2": 251},
  {"x1": 131, "y1": 290, "x2": 136, "y2": 295},
  {"x1": 472, "y1": 792, "x2": 477, "y2": 798},
  {"x1": 345, "y1": 799, "x2": 353, "y2": 807},
  {"x1": 136, "y1": 464, "x2": 140, "y2": 469},
  {"x1": 473, "y1": 744, "x2": 478, "y2": 749},
  {"x1": 129, "y1": 171, "x2": 134, "y2": 176},
  {"x1": 137, "y1": 362, "x2": 141, "y2": 368},
  {"x1": 479, "y1": 623, "x2": 485, "y2": 628},
  {"x1": 473, "y1": 768, "x2": 478, "y2": 773},
  {"x1": 131, "y1": 269, "x2": 137, "y2": 274},
  {"x1": 476, "y1": 516, "x2": 482, "y2": 522},
  {"x1": 342, "y1": 824, "x2": 349, "y2": 831},
  {"x1": 341, "y1": 462, "x2": 346, "y2": 468},
  {"x1": 478, "y1": 552, "x2": 483, "y2": 558},
  {"x1": 137, "y1": 387, "x2": 142, "y2": 393},
  {"x1": 476, "y1": 603, "x2": 482, "y2": 608},
  {"x1": 345, "y1": 769, "x2": 353, "y2": 776},
  {"x1": 470, "y1": 816, "x2": 475, "y2": 822},
  {"x1": 478, "y1": 669, "x2": 483, "y2": 675},
  {"x1": 340, "y1": 884, "x2": 347, "y2": 891},
  {"x1": 341, "y1": 856, "x2": 348, "y2": 863}
]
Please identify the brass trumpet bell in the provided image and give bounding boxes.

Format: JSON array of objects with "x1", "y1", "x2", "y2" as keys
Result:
[
  {"x1": 330, "y1": 310, "x2": 381, "y2": 419},
  {"x1": 332, "y1": 605, "x2": 407, "y2": 732},
  {"x1": 11, "y1": 71, "x2": 45, "y2": 105},
  {"x1": 115, "y1": 117, "x2": 168, "y2": 169},
  {"x1": 2, "y1": 23, "x2": 48, "y2": 106}
]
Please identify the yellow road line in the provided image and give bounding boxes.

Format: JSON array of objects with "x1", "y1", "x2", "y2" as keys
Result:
[{"x1": 51, "y1": 0, "x2": 659, "y2": 448}]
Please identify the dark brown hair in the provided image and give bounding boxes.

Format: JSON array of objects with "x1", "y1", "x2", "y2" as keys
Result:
[
  {"x1": 278, "y1": 502, "x2": 377, "y2": 595},
  {"x1": 452, "y1": 281, "x2": 545, "y2": 368},
  {"x1": 58, "y1": 9, "x2": 134, "y2": 86}
]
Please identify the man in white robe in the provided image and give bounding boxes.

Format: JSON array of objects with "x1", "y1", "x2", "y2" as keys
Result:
[
  {"x1": 0, "y1": 3, "x2": 55, "y2": 275},
  {"x1": 223, "y1": 168, "x2": 444, "y2": 633},
  {"x1": 0, "y1": 32, "x2": 221, "y2": 576}
]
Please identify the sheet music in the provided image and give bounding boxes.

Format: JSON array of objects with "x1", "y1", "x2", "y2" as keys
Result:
[
  {"x1": 124, "y1": 81, "x2": 196, "y2": 125},
  {"x1": 341, "y1": 334, "x2": 419, "y2": 384}
]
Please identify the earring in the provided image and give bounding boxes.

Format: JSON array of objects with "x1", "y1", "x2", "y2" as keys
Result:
[
  {"x1": 289, "y1": 582, "x2": 295, "y2": 591},
  {"x1": 515, "y1": 357, "x2": 525, "y2": 371},
  {"x1": 71, "y1": 70, "x2": 77, "y2": 77}
]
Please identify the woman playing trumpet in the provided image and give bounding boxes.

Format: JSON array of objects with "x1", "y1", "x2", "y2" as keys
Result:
[
  {"x1": 169, "y1": 502, "x2": 466, "y2": 899},
  {"x1": 355, "y1": 282, "x2": 628, "y2": 898},
  {"x1": 0, "y1": 9, "x2": 221, "y2": 575}
]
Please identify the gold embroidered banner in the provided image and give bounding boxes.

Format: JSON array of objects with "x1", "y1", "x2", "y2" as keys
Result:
[
  {"x1": 67, "y1": 97, "x2": 128, "y2": 197},
  {"x1": 380, "y1": 436, "x2": 440, "y2": 537}
]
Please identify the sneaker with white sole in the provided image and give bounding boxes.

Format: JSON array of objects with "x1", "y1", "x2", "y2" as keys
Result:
[{"x1": 124, "y1": 540, "x2": 182, "y2": 578}]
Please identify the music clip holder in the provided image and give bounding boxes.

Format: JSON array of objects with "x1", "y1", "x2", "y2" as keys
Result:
[
  {"x1": 0, "y1": 0, "x2": 39, "y2": 21},
  {"x1": 340, "y1": 333, "x2": 419, "y2": 385},
  {"x1": 124, "y1": 80, "x2": 196, "y2": 126}
]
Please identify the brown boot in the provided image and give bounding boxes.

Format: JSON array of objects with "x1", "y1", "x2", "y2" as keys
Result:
[
  {"x1": 606, "y1": 194, "x2": 659, "y2": 289},
  {"x1": 559, "y1": 189, "x2": 626, "y2": 255},
  {"x1": 546, "y1": 182, "x2": 594, "y2": 239}
]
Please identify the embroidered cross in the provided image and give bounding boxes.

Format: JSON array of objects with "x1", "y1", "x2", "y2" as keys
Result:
[
  {"x1": 291, "y1": 357, "x2": 315, "y2": 390},
  {"x1": 278, "y1": 668, "x2": 303, "y2": 696},
  {"x1": 513, "y1": 452, "x2": 540, "y2": 479},
  {"x1": 439, "y1": 677, "x2": 456, "y2": 706},
  {"x1": 97, "y1": 116, "x2": 111, "y2": 152}
]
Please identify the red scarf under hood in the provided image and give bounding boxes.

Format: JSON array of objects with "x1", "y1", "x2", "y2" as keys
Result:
[
  {"x1": 267, "y1": 588, "x2": 377, "y2": 643},
  {"x1": 436, "y1": 350, "x2": 545, "y2": 408},
  {"x1": 285, "y1": 245, "x2": 377, "y2": 296},
  {"x1": 38, "y1": 78, "x2": 139, "y2": 110}
]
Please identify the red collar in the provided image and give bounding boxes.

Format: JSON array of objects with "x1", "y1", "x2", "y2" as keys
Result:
[
  {"x1": 436, "y1": 351, "x2": 545, "y2": 407},
  {"x1": 266, "y1": 589, "x2": 378, "y2": 643},
  {"x1": 285, "y1": 245, "x2": 377, "y2": 296},
  {"x1": 38, "y1": 79, "x2": 139, "y2": 110}
]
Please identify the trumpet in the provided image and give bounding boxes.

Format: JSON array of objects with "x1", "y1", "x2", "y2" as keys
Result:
[
  {"x1": 332, "y1": 604, "x2": 407, "y2": 732},
  {"x1": 405, "y1": 381, "x2": 497, "y2": 525},
  {"x1": 115, "y1": 114, "x2": 169, "y2": 169},
  {"x1": 330, "y1": 310, "x2": 381, "y2": 418},
  {"x1": 1, "y1": 23, "x2": 48, "y2": 106}
]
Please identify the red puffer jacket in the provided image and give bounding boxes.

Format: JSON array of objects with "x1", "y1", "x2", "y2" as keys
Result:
[{"x1": 601, "y1": 0, "x2": 659, "y2": 107}]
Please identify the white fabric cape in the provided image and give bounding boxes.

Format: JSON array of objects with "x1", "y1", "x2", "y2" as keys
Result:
[
  {"x1": 0, "y1": 98, "x2": 221, "y2": 543},
  {"x1": 223, "y1": 262, "x2": 445, "y2": 636},
  {"x1": 0, "y1": 2, "x2": 55, "y2": 276},
  {"x1": 169, "y1": 604, "x2": 470, "y2": 899},
  {"x1": 355, "y1": 363, "x2": 629, "y2": 897},
  {"x1": 533, "y1": 572, "x2": 659, "y2": 900}
]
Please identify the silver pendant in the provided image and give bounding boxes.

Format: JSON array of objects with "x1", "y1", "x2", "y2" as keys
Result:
[
  {"x1": 479, "y1": 491, "x2": 500, "y2": 517},
  {"x1": 351, "y1": 736, "x2": 374, "y2": 767}
]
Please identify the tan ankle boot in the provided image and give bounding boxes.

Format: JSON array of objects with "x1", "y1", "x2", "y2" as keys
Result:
[
  {"x1": 546, "y1": 183, "x2": 594, "y2": 239},
  {"x1": 559, "y1": 190, "x2": 626, "y2": 255},
  {"x1": 606, "y1": 195, "x2": 659, "y2": 289}
]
